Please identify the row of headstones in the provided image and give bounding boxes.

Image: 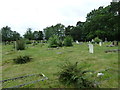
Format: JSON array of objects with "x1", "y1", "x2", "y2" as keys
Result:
[
  {"x1": 76, "y1": 40, "x2": 102, "y2": 46},
  {"x1": 76, "y1": 40, "x2": 119, "y2": 54}
]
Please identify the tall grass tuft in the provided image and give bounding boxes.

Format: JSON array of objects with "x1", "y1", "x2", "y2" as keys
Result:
[{"x1": 13, "y1": 55, "x2": 32, "y2": 64}]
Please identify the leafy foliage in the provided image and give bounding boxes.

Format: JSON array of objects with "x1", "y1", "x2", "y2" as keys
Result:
[
  {"x1": 63, "y1": 36, "x2": 73, "y2": 46},
  {"x1": 1, "y1": 26, "x2": 20, "y2": 42},
  {"x1": 23, "y1": 28, "x2": 34, "y2": 40},
  {"x1": 94, "y1": 37, "x2": 102, "y2": 43},
  {"x1": 44, "y1": 23, "x2": 65, "y2": 40},
  {"x1": 48, "y1": 35, "x2": 60, "y2": 48},
  {"x1": 58, "y1": 62, "x2": 98, "y2": 88},
  {"x1": 13, "y1": 55, "x2": 32, "y2": 64}
]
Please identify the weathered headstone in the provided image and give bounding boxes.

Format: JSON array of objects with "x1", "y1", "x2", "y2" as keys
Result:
[
  {"x1": 99, "y1": 42, "x2": 102, "y2": 46},
  {"x1": 89, "y1": 44, "x2": 94, "y2": 53},
  {"x1": 105, "y1": 38, "x2": 107, "y2": 42},
  {"x1": 76, "y1": 41, "x2": 79, "y2": 44},
  {"x1": 92, "y1": 39, "x2": 94, "y2": 42}
]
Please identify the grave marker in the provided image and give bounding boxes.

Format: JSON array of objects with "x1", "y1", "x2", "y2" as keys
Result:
[
  {"x1": 76, "y1": 41, "x2": 79, "y2": 44},
  {"x1": 89, "y1": 44, "x2": 94, "y2": 53},
  {"x1": 99, "y1": 42, "x2": 102, "y2": 46}
]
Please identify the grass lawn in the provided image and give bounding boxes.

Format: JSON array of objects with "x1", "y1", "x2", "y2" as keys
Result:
[{"x1": 1, "y1": 42, "x2": 119, "y2": 88}]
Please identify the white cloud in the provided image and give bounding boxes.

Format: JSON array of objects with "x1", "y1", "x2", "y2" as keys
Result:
[{"x1": 0, "y1": 0, "x2": 111, "y2": 35}]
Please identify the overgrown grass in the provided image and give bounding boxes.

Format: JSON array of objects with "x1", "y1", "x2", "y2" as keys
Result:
[{"x1": 1, "y1": 42, "x2": 119, "y2": 88}]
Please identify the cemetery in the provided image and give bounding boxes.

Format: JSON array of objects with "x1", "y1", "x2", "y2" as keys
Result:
[
  {"x1": 0, "y1": 0, "x2": 120, "y2": 89},
  {"x1": 1, "y1": 40, "x2": 119, "y2": 88}
]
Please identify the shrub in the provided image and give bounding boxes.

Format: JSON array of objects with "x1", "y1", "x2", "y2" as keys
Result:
[
  {"x1": 63, "y1": 36, "x2": 73, "y2": 46},
  {"x1": 48, "y1": 35, "x2": 62, "y2": 48},
  {"x1": 57, "y1": 39, "x2": 63, "y2": 47},
  {"x1": 13, "y1": 55, "x2": 32, "y2": 64},
  {"x1": 15, "y1": 39, "x2": 25, "y2": 50},
  {"x1": 94, "y1": 37, "x2": 102, "y2": 44},
  {"x1": 58, "y1": 61, "x2": 98, "y2": 88}
]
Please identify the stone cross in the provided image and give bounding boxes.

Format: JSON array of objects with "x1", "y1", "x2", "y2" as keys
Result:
[{"x1": 89, "y1": 44, "x2": 94, "y2": 53}]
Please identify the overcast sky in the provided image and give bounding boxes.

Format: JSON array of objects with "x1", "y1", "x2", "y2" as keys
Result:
[{"x1": 0, "y1": 0, "x2": 111, "y2": 35}]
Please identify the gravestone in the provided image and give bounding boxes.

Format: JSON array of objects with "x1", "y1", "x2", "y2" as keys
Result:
[
  {"x1": 76, "y1": 41, "x2": 79, "y2": 44},
  {"x1": 89, "y1": 44, "x2": 94, "y2": 53},
  {"x1": 99, "y1": 42, "x2": 102, "y2": 46},
  {"x1": 105, "y1": 38, "x2": 107, "y2": 42}
]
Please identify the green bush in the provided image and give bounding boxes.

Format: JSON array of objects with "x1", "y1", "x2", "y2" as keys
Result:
[
  {"x1": 13, "y1": 55, "x2": 32, "y2": 64},
  {"x1": 48, "y1": 35, "x2": 62, "y2": 48},
  {"x1": 94, "y1": 37, "x2": 102, "y2": 44},
  {"x1": 15, "y1": 39, "x2": 25, "y2": 50},
  {"x1": 58, "y1": 61, "x2": 98, "y2": 88},
  {"x1": 63, "y1": 36, "x2": 73, "y2": 46}
]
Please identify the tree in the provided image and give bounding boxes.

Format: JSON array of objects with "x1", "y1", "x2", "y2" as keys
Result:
[
  {"x1": 44, "y1": 23, "x2": 65, "y2": 40},
  {"x1": 23, "y1": 28, "x2": 33, "y2": 40},
  {"x1": 33, "y1": 31, "x2": 43, "y2": 41},
  {"x1": 1, "y1": 26, "x2": 20, "y2": 42},
  {"x1": 83, "y1": 3, "x2": 119, "y2": 41}
]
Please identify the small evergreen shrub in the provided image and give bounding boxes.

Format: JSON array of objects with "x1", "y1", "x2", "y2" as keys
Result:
[
  {"x1": 13, "y1": 55, "x2": 32, "y2": 64},
  {"x1": 58, "y1": 61, "x2": 98, "y2": 88},
  {"x1": 94, "y1": 37, "x2": 102, "y2": 44},
  {"x1": 15, "y1": 39, "x2": 25, "y2": 50},
  {"x1": 63, "y1": 36, "x2": 73, "y2": 46}
]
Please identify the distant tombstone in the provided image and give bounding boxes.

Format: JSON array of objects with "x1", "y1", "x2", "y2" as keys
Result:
[
  {"x1": 91, "y1": 39, "x2": 94, "y2": 44},
  {"x1": 92, "y1": 39, "x2": 94, "y2": 42},
  {"x1": 114, "y1": 41, "x2": 118, "y2": 46},
  {"x1": 76, "y1": 41, "x2": 79, "y2": 44},
  {"x1": 105, "y1": 38, "x2": 107, "y2": 42},
  {"x1": 89, "y1": 44, "x2": 94, "y2": 53},
  {"x1": 99, "y1": 42, "x2": 102, "y2": 46}
]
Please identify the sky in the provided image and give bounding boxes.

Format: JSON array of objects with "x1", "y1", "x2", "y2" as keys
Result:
[{"x1": 0, "y1": 0, "x2": 111, "y2": 36}]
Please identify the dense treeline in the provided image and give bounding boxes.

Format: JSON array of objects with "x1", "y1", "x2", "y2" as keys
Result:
[
  {"x1": 1, "y1": 26, "x2": 21, "y2": 42},
  {"x1": 0, "y1": 2, "x2": 119, "y2": 42}
]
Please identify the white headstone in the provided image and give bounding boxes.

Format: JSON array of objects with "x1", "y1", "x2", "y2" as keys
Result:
[
  {"x1": 89, "y1": 44, "x2": 94, "y2": 53},
  {"x1": 76, "y1": 41, "x2": 79, "y2": 44},
  {"x1": 92, "y1": 39, "x2": 94, "y2": 42},
  {"x1": 99, "y1": 42, "x2": 102, "y2": 46}
]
